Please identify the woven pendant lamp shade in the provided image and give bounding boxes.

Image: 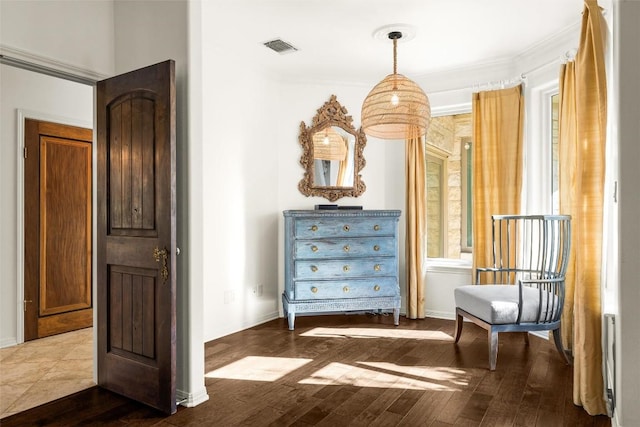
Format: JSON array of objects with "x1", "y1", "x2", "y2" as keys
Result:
[
  {"x1": 361, "y1": 31, "x2": 431, "y2": 140},
  {"x1": 312, "y1": 127, "x2": 347, "y2": 161}
]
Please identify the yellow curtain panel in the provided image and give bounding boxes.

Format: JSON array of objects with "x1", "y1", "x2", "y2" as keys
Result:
[
  {"x1": 471, "y1": 85, "x2": 524, "y2": 281},
  {"x1": 336, "y1": 138, "x2": 349, "y2": 186},
  {"x1": 405, "y1": 131, "x2": 427, "y2": 319},
  {"x1": 559, "y1": 0, "x2": 608, "y2": 416}
]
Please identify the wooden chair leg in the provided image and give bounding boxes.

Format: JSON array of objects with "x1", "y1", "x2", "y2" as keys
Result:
[
  {"x1": 488, "y1": 330, "x2": 498, "y2": 371},
  {"x1": 454, "y1": 311, "x2": 464, "y2": 343},
  {"x1": 552, "y1": 328, "x2": 573, "y2": 365}
]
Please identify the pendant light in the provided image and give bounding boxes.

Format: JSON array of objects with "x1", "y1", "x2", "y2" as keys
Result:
[
  {"x1": 361, "y1": 31, "x2": 431, "y2": 140},
  {"x1": 312, "y1": 126, "x2": 347, "y2": 161}
]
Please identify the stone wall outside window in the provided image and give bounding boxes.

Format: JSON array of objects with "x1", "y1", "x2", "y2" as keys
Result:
[{"x1": 425, "y1": 113, "x2": 472, "y2": 259}]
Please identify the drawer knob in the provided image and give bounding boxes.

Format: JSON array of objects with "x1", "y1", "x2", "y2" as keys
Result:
[
  {"x1": 374, "y1": 264, "x2": 381, "y2": 271},
  {"x1": 343, "y1": 265, "x2": 350, "y2": 272},
  {"x1": 311, "y1": 286, "x2": 318, "y2": 293},
  {"x1": 373, "y1": 245, "x2": 380, "y2": 251},
  {"x1": 311, "y1": 265, "x2": 318, "y2": 272},
  {"x1": 311, "y1": 225, "x2": 318, "y2": 232},
  {"x1": 374, "y1": 284, "x2": 381, "y2": 291},
  {"x1": 343, "y1": 225, "x2": 350, "y2": 232},
  {"x1": 343, "y1": 286, "x2": 349, "y2": 293},
  {"x1": 311, "y1": 245, "x2": 318, "y2": 252},
  {"x1": 343, "y1": 245, "x2": 350, "y2": 252},
  {"x1": 374, "y1": 224, "x2": 380, "y2": 231}
]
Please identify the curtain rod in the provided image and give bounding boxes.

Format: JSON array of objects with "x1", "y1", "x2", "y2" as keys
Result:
[
  {"x1": 471, "y1": 75, "x2": 525, "y2": 92},
  {"x1": 0, "y1": 54, "x2": 97, "y2": 86},
  {"x1": 564, "y1": 48, "x2": 578, "y2": 62},
  {"x1": 471, "y1": 46, "x2": 579, "y2": 93}
]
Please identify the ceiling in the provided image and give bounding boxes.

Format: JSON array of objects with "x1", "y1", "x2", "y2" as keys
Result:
[{"x1": 211, "y1": 0, "x2": 584, "y2": 85}]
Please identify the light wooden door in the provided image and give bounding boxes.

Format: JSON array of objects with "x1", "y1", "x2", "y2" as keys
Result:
[
  {"x1": 96, "y1": 60, "x2": 177, "y2": 414},
  {"x1": 24, "y1": 119, "x2": 93, "y2": 341}
]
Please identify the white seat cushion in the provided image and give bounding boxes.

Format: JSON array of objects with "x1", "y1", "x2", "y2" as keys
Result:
[{"x1": 454, "y1": 284, "x2": 559, "y2": 325}]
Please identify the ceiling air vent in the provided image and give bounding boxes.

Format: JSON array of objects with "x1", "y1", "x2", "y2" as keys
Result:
[{"x1": 263, "y1": 39, "x2": 298, "y2": 55}]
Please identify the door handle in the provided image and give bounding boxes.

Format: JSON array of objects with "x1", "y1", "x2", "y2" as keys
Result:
[{"x1": 153, "y1": 247, "x2": 169, "y2": 283}]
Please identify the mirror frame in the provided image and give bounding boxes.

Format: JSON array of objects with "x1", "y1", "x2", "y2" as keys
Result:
[{"x1": 298, "y1": 95, "x2": 366, "y2": 202}]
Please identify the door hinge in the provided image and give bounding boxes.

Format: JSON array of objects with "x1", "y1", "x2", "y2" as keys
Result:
[{"x1": 23, "y1": 147, "x2": 27, "y2": 159}]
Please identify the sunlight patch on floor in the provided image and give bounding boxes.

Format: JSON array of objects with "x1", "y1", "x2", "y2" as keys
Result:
[
  {"x1": 300, "y1": 327, "x2": 453, "y2": 341},
  {"x1": 205, "y1": 356, "x2": 312, "y2": 382},
  {"x1": 299, "y1": 362, "x2": 464, "y2": 391},
  {"x1": 357, "y1": 361, "x2": 471, "y2": 387}
]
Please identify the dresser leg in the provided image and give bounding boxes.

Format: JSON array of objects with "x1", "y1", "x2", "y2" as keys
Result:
[
  {"x1": 393, "y1": 308, "x2": 400, "y2": 326},
  {"x1": 287, "y1": 312, "x2": 295, "y2": 330}
]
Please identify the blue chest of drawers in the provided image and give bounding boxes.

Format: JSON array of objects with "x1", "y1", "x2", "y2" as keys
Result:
[{"x1": 282, "y1": 210, "x2": 401, "y2": 330}]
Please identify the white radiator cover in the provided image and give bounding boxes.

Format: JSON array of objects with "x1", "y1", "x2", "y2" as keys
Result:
[{"x1": 604, "y1": 313, "x2": 616, "y2": 417}]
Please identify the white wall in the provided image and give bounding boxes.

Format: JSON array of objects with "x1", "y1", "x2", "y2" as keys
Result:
[
  {"x1": 199, "y1": 2, "x2": 406, "y2": 342},
  {"x1": 0, "y1": 0, "x2": 112, "y2": 349},
  {"x1": 615, "y1": 1, "x2": 640, "y2": 425},
  {"x1": 200, "y1": 48, "x2": 282, "y2": 340},
  {"x1": 0, "y1": 65, "x2": 94, "y2": 347},
  {"x1": 0, "y1": 0, "x2": 114, "y2": 77}
]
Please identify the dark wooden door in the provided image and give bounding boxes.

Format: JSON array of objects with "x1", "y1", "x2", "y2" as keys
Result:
[
  {"x1": 96, "y1": 60, "x2": 177, "y2": 414},
  {"x1": 24, "y1": 119, "x2": 93, "y2": 341}
]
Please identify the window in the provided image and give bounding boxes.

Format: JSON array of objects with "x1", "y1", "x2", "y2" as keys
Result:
[
  {"x1": 426, "y1": 152, "x2": 446, "y2": 258},
  {"x1": 461, "y1": 140, "x2": 473, "y2": 253},
  {"x1": 425, "y1": 113, "x2": 473, "y2": 260},
  {"x1": 551, "y1": 93, "x2": 560, "y2": 214}
]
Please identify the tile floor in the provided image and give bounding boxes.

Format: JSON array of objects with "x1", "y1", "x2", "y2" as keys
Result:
[{"x1": 0, "y1": 327, "x2": 94, "y2": 419}]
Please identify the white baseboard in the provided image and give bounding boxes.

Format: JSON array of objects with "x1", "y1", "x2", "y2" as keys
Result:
[
  {"x1": 528, "y1": 330, "x2": 549, "y2": 340},
  {"x1": 0, "y1": 337, "x2": 18, "y2": 349},
  {"x1": 245, "y1": 311, "x2": 281, "y2": 329},
  {"x1": 611, "y1": 411, "x2": 620, "y2": 427},
  {"x1": 177, "y1": 387, "x2": 209, "y2": 408},
  {"x1": 425, "y1": 310, "x2": 456, "y2": 321}
]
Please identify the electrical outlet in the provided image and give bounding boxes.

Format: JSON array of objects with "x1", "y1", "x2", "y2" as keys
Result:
[{"x1": 257, "y1": 284, "x2": 264, "y2": 297}]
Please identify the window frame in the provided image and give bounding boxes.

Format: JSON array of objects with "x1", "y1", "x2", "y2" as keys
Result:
[
  {"x1": 425, "y1": 105, "x2": 472, "y2": 262},
  {"x1": 550, "y1": 92, "x2": 560, "y2": 215},
  {"x1": 425, "y1": 146, "x2": 449, "y2": 258},
  {"x1": 460, "y1": 138, "x2": 473, "y2": 253},
  {"x1": 533, "y1": 83, "x2": 561, "y2": 215}
]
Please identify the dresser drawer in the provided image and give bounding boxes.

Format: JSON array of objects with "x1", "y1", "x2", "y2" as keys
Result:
[
  {"x1": 295, "y1": 278, "x2": 398, "y2": 300},
  {"x1": 295, "y1": 258, "x2": 395, "y2": 279},
  {"x1": 295, "y1": 217, "x2": 395, "y2": 239},
  {"x1": 295, "y1": 237, "x2": 395, "y2": 259},
  {"x1": 283, "y1": 210, "x2": 401, "y2": 330}
]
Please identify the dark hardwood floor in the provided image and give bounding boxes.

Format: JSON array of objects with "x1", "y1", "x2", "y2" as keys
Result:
[{"x1": 1, "y1": 314, "x2": 611, "y2": 426}]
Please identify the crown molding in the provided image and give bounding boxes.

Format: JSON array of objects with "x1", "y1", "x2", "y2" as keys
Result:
[{"x1": 0, "y1": 44, "x2": 109, "y2": 85}]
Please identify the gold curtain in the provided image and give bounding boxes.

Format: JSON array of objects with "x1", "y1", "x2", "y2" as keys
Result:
[
  {"x1": 405, "y1": 130, "x2": 427, "y2": 319},
  {"x1": 471, "y1": 85, "x2": 524, "y2": 280},
  {"x1": 559, "y1": 0, "x2": 607, "y2": 415},
  {"x1": 336, "y1": 138, "x2": 349, "y2": 186}
]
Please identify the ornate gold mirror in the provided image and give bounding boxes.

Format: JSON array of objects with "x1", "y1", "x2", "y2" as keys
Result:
[{"x1": 298, "y1": 95, "x2": 366, "y2": 202}]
